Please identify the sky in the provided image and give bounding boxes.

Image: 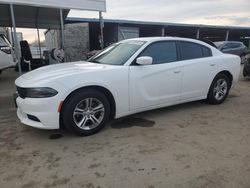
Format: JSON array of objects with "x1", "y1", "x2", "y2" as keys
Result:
[{"x1": 18, "y1": 0, "x2": 250, "y2": 42}]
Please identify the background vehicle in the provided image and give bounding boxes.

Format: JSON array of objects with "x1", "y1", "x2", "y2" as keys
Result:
[
  {"x1": 15, "y1": 37, "x2": 241, "y2": 136},
  {"x1": 199, "y1": 39, "x2": 218, "y2": 48},
  {"x1": 0, "y1": 34, "x2": 16, "y2": 74},
  {"x1": 214, "y1": 41, "x2": 248, "y2": 63},
  {"x1": 243, "y1": 53, "x2": 250, "y2": 77}
]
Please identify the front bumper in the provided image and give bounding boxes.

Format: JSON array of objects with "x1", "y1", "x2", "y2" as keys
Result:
[{"x1": 16, "y1": 96, "x2": 60, "y2": 130}]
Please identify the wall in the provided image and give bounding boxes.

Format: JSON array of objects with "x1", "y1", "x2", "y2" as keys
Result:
[
  {"x1": 64, "y1": 23, "x2": 89, "y2": 61},
  {"x1": 103, "y1": 23, "x2": 118, "y2": 47},
  {"x1": 140, "y1": 26, "x2": 163, "y2": 37},
  {"x1": 45, "y1": 23, "x2": 89, "y2": 61},
  {"x1": 45, "y1": 29, "x2": 60, "y2": 50},
  {"x1": 0, "y1": 27, "x2": 6, "y2": 34},
  {"x1": 118, "y1": 26, "x2": 139, "y2": 41}
]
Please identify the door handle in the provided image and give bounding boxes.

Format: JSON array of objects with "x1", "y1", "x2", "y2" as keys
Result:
[
  {"x1": 210, "y1": 63, "x2": 216, "y2": 66},
  {"x1": 174, "y1": 70, "x2": 181, "y2": 74}
]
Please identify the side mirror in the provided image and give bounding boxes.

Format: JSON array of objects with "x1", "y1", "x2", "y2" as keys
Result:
[{"x1": 136, "y1": 56, "x2": 153, "y2": 65}]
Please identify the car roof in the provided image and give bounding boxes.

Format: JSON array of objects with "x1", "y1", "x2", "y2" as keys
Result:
[
  {"x1": 125, "y1": 37, "x2": 191, "y2": 42},
  {"x1": 123, "y1": 37, "x2": 215, "y2": 49},
  {"x1": 215, "y1": 41, "x2": 243, "y2": 44}
]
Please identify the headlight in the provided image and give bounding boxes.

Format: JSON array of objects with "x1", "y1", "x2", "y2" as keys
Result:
[{"x1": 25, "y1": 87, "x2": 58, "y2": 98}]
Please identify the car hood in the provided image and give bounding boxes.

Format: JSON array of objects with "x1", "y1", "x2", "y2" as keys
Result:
[{"x1": 21, "y1": 61, "x2": 113, "y2": 81}]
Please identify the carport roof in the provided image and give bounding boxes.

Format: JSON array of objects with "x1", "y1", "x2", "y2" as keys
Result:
[
  {"x1": 67, "y1": 17, "x2": 250, "y2": 30},
  {"x1": 0, "y1": 4, "x2": 69, "y2": 29},
  {"x1": 0, "y1": 0, "x2": 106, "y2": 29}
]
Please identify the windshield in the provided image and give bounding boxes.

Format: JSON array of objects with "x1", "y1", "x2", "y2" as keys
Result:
[
  {"x1": 0, "y1": 35, "x2": 11, "y2": 47},
  {"x1": 88, "y1": 40, "x2": 145, "y2": 65}
]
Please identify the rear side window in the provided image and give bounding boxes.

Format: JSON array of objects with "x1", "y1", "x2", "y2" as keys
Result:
[
  {"x1": 139, "y1": 41, "x2": 177, "y2": 64},
  {"x1": 179, "y1": 41, "x2": 212, "y2": 60},
  {"x1": 202, "y1": 46, "x2": 212, "y2": 57}
]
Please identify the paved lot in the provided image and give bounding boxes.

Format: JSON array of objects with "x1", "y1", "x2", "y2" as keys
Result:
[{"x1": 0, "y1": 68, "x2": 250, "y2": 188}]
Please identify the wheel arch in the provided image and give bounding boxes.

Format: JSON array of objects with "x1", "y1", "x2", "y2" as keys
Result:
[
  {"x1": 60, "y1": 85, "x2": 116, "y2": 124},
  {"x1": 217, "y1": 70, "x2": 233, "y2": 88}
]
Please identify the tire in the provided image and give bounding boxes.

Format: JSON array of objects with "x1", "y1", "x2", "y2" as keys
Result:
[
  {"x1": 207, "y1": 73, "x2": 230, "y2": 105},
  {"x1": 61, "y1": 89, "x2": 110, "y2": 136}
]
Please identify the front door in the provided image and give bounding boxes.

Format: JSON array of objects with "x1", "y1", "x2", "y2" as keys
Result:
[{"x1": 129, "y1": 41, "x2": 183, "y2": 110}]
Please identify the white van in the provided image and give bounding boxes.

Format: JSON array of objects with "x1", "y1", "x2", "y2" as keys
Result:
[{"x1": 0, "y1": 34, "x2": 16, "y2": 74}]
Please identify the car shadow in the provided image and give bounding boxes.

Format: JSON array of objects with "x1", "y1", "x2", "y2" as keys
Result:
[{"x1": 107, "y1": 100, "x2": 209, "y2": 130}]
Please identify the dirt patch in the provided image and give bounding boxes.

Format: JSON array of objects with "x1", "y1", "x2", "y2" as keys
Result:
[
  {"x1": 21, "y1": 181, "x2": 39, "y2": 188},
  {"x1": 46, "y1": 152, "x2": 61, "y2": 170},
  {"x1": 111, "y1": 117, "x2": 155, "y2": 129},
  {"x1": 44, "y1": 177, "x2": 70, "y2": 188},
  {"x1": 49, "y1": 134, "x2": 64, "y2": 140},
  {"x1": 88, "y1": 163, "x2": 102, "y2": 169}
]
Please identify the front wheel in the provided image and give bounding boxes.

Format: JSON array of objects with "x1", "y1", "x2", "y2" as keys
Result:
[
  {"x1": 61, "y1": 89, "x2": 110, "y2": 136},
  {"x1": 207, "y1": 74, "x2": 230, "y2": 104}
]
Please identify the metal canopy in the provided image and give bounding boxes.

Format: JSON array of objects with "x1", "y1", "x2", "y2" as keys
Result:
[
  {"x1": 0, "y1": 0, "x2": 106, "y2": 75},
  {"x1": 1, "y1": 0, "x2": 106, "y2": 12},
  {"x1": 0, "y1": 0, "x2": 106, "y2": 29},
  {"x1": 0, "y1": 4, "x2": 69, "y2": 29}
]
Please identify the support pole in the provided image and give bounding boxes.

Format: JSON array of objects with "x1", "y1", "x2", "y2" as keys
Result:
[
  {"x1": 10, "y1": 4, "x2": 22, "y2": 75},
  {"x1": 99, "y1": 11, "x2": 104, "y2": 49},
  {"x1": 10, "y1": 27, "x2": 14, "y2": 46},
  {"x1": 225, "y1": 30, "x2": 230, "y2": 41},
  {"x1": 196, "y1": 28, "x2": 200, "y2": 39},
  {"x1": 161, "y1": 27, "x2": 165, "y2": 37},
  {"x1": 37, "y1": 28, "x2": 42, "y2": 59},
  {"x1": 59, "y1": 9, "x2": 65, "y2": 50},
  {"x1": 36, "y1": 7, "x2": 42, "y2": 59}
]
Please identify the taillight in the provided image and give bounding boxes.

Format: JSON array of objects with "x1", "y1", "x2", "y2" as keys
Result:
[{"x1": 0, "y1": 47, "x2": 11, "y2": 54}]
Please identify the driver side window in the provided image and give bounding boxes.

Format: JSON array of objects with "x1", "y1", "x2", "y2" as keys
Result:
[{"x1": 139, "y1": 41, "x2": 177, "y2": 64}]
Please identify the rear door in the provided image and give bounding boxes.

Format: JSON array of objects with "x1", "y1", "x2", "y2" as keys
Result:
[
  {"x1": 129, "y1": 41, "x2": 183, "y2": 110},
  {"x1": 178, "y1": 41, "x2": 217, "y2": 100}
]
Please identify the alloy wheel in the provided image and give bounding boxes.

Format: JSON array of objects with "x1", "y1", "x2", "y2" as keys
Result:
[
  {"x1": 73, "y1": 98, "x2": 105, "y2": 130},
  {"x1": 213, "y1": 78, "x2": 228, "y2": 101}
]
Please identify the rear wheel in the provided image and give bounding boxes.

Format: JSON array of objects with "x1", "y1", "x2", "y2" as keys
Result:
[
  {"x1": 207, "y1": 74, "x2": 230, "y2": 104},
  {"x1": 62, "y1": 89, "x2": 110, "y2": 136}
]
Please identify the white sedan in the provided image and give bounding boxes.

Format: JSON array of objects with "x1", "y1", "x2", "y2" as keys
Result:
[{"x1": 15, "y1": 37, "x2": 241, "y2": 136}]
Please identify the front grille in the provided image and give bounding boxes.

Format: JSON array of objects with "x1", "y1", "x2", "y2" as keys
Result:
[{"x1": 16, "y1": 86, "x2": 26, "y2": 99}]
